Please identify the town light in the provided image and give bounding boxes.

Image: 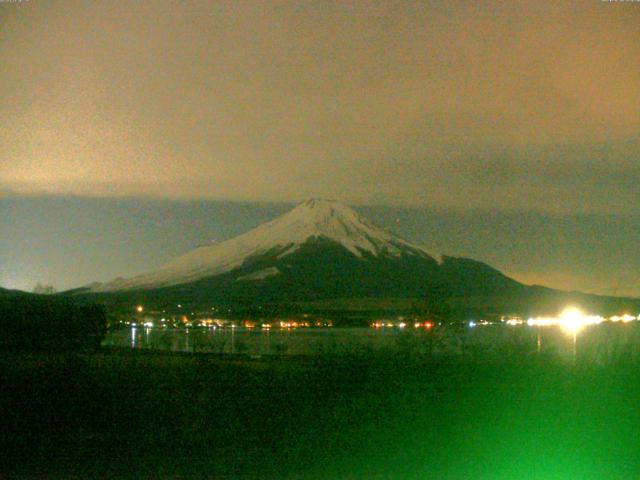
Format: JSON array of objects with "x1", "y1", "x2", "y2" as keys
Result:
[
  {"x1": 610, "y1": 314, "x2": 636, "y2": 323},
  {"x1": 527, "y1": 317, "x2": 556, "y2": 327},
  {"x1": 558, "y1": 307, "x2": 603, "y2": 334},
  {"x1": 559, "y1": 307, "x2": 584, "y2": 334}
]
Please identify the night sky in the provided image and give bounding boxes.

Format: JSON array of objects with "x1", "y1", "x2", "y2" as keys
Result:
[{"x1": 1, "y1": 1, "x2": 639, "y2": 296}]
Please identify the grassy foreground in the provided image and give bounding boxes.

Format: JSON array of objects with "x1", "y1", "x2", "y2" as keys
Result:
[{"x1": 2, "y1": 348, "x2": 640, "y2": 479}]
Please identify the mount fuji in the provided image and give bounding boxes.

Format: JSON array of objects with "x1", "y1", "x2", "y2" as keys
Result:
[
  {"x1": 93, "y1": 198, "x2": 446, "y2": 292},
  {"x1": 80, "y1": 199, "x2": 525, "y2": 310}
]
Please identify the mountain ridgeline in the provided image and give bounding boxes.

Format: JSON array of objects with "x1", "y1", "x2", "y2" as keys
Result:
[{"x1": 74, "y1": 200, "x2": 639, "y2": 319}]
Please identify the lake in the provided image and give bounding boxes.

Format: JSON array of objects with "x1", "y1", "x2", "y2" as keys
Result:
[{"x1": 102, "y1": 321, "x2": 640, "y2": 363}]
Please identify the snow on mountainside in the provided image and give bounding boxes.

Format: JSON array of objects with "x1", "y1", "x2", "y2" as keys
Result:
[
  {"x1": 92, "y1": 199, "x2": 441, "y2": 292},
  {"x1": 236, "y1": 266, "x2": 281, "y2": 282}
]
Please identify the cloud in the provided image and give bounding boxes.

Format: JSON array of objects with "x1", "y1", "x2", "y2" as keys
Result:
[
  {"x1": 464, "y1": 138, "x2": 640, "y2": 213},
  {"x1": 1, "y1": 1, "x2": 639, "y2": 213}
]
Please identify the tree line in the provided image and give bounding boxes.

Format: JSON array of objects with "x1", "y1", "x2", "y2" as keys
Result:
[{"x1": 0, "y1": 294, "x2": 106, "y2": 352}]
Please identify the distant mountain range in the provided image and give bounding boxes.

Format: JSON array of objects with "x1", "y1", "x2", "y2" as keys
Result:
[{"x1": 55, "y1": 199, "x2": 637, "y2": 319}]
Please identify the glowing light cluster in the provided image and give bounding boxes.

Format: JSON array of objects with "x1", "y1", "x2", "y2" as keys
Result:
[
  {"x1": 371, "y1": 321, "x2": 393, "y2": 328},
  {"x1": 523, "y1": 307, "x2": 639, "y2": 333},
  {"x1": 278, "y1": 320, "x2": 312, "y2": 328},
  {"x1": 372, "y1": 321, "x2": 434, "y2": 329},
  {"x1": 610, "y1": 314, "x2": 638, "y2": 323},
  {"x1": 559, "y1": 307, "x2": 603, "y2": 334},
  {"x1": 525, "y1": 307, "x2": 604, "y2": 334},
  {"x1": 468, "y1": 320, "x2": 490, "y2": 327},
  {"x1": 526, "y1": 317, "x2": 557, "y2": 327},
  {"x1": 414, "y1": 322, "x2": 434, "y2": 329}
]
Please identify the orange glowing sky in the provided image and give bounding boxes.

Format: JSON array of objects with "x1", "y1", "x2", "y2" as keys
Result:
[{"x1": 1, "y1": 0, "x2": 639, "y2": 213}]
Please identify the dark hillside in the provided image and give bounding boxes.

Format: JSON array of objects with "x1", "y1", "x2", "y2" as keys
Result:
[{"x1": 0, "y1": 292, "x2": 107, "y2": 352}]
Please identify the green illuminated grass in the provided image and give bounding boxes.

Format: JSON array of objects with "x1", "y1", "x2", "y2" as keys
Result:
[{"x1": 2, "y1": 350, "x2": 640, "y2": 479}]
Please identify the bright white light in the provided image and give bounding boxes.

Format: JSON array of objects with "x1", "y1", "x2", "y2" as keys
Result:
[
  {"x1": 526, "y1": 308, "x2": 603, "y2": 333},
  {"x1": 398, "y1": 322, "x2": 406, "y2": 328},
  {"x1": 608, "y1": 314, "x2": 634, "y2": 322},
  {"x1": 558, "y1": 307, "x2": 603, "y2": 334},
  {"x1": 468, "y1": 321, "x2": 476, "y2": 328},
  {"x1": 559, "y1": 307, "x2": 584, "y2": 334}
]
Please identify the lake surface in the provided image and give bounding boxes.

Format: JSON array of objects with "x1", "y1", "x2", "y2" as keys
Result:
[{"x1": 102, "y1": 322, "x2": 640, "y2": 363}]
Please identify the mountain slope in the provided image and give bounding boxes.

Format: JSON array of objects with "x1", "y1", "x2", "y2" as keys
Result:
[
  {"x1": 79, "y1": 199, "x2": 528, "y2": 313},
  {"x1": 75, "y1": 199, "x2": 640, "y2": 317},
  {"x1": 92, "y1": 198, "x2": 443, "y2": 292}
]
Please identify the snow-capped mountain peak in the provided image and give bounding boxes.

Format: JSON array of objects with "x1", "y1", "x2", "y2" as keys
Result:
[
  {"x1": 255, "y1": 198, "x2": 404, "y2": 257},
  {"x1": 92, "y1": 199, "x2": 440, "y2": 292}
]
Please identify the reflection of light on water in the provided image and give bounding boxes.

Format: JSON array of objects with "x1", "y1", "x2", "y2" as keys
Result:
[
  {"x1": 104, "y1": 318, "x2": 640, "y2": 360},
  {"x1": 131, "y1": 327, "x2": 137, "y2": 348},
  {"x1": 231, "y1": 325, "x2": 235, "y2": 354},
  {"x1": 525, "y1": 307, "x2": 605, "y2": 361}
]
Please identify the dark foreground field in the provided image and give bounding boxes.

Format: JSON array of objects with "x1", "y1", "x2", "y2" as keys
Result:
[{"x1": 2, "y1": 349, "x2": 640, "y2": 479}]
